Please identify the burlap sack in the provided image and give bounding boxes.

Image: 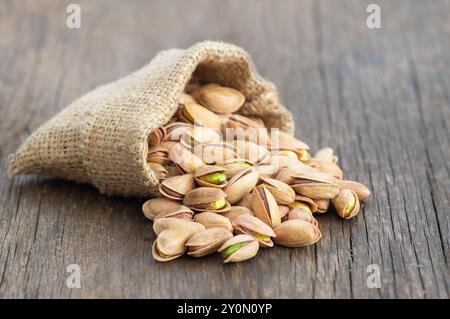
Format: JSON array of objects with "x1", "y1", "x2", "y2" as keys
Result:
[{"x1": 8, "y1": 41, "x2": 294, "y2": 197}]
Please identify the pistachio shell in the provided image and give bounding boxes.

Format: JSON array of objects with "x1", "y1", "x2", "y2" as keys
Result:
[
  {"x1": 223, "y1": 167, "x2": 260, "y2": 204},
  {"x1": 277, "y1": 131, "x2": 310, "y2": 151},
  {"x1": 289, "y1": 195, "x2": 318, "y2": 213},
  {"x1": 218, "y1": 234, "x2": 259, "y2": 263},
  {"x1": 186, "y1": 227, "x2": 233, "y2": 257},
  {"x1": 152, "y1": 229, "x2": 189, "y2": 262},
  {"x1": 147, "y1": 146, "x2": 170, "y2": 165},
  {"x1": 179, "y1": 102, "x2": 222, "y2": 129},
  {"x1": 253, "y1": 164, "x2": 278, "y2": 179},
  {"x1": 314, "y1": 199, "x2": 330, "y2": 213},
  {"x1": 279, "y1": 205, "x2": 290, "y2": 221},
  {"x1": 288, "y1": 208, "x2": 318, "y2": 227},
  {"x1": 220, "y1": 206, "x2": 254, "y2": 222},
  {"x1": 194, "y1": 212, "x2": 233, "y2": 232},
  {"x1": 306, "y1": 159, "x2": 344, "y2": 180},
  {"x1": 183, "y1": 187, "x2": 231, "y2": 212},
  {"x1": 290, "y1": 172, "x2": 339, "y2": 199},
  {"x1": 177, "y1": 93, "x2": 197, "y2": 106},
  {"x1": 332, "y1": 189, "x2": 360, "y2": 219},
  {"x1": 251, "y1": 185, "x2": 281, "y2": 228},
  {"x1": 153, "y1": 218, "x2": 205, "y2": 236},
  {"x1": 273, "y1": 220, "x2": 322, "y2": 247},
  {"x1": 193, "y1": 83, "x2": 245, "y2": 114},
  {"x1": 275, "y1": 165, "x2": 316, "y2": 184},
  {"x1": 232, "y1": 215, "x2": 276, "y2": 247},
  {"x1": 201, "y1": 142, "x2": 239, "y2": 165},
  {"x1": 148, "y1": 126, "x2": 167, "y2": 146},
  {"x1": 218, "y1": 158, "x2": 254, "y2": 179},
  {"x1": 154, "y1": 205, "x2": 194, "y2": 221},
  {"x1": 142, "y1": 198, "x2": 181, "y2": 220},
  {"x1": 170, "y1": 143, "x2": 204, "y2": 174},
  {"x1": 194, "y1": 165, "x2": 227, "y2": 188},
  {"x1": 234, "y1": 140, "x2": 270, "y2": 165},
  {"x1": 335, "y1": 180, "x2": 370, "y2": 201},
  {"x1": 165, "y1": 122, "x2": 193, "y2": 142},
  {"x1": 224, "y1": 114, "x2": 265, "y2": 130},
  {"x1": 270, "y1": 154, "x2": 303, "y2": 170},
  {"x1": 260, "y1": 177, "x2": 296, "y2": 205},
  {"x1": 180, "y1": 127, "x2": 221, "y2": 147},
  {"x1": 236, "y1": 193, "x2": 253, "y2": 209},
  {"x1": 159, "y1": 174, "x2": 195, "y2": 200},
  {"x1": 148, "y1": 163, "x2": 168, "y2": 180}
]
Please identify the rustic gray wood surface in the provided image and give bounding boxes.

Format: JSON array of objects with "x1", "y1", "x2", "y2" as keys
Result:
[{"x1": 0, "y1": 0, "x2": 449, "y2": 298}]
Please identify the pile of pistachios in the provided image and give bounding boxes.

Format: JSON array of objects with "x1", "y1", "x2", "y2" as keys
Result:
[{"x1": 143, "y1": 82, "x2": 370, "y2": 263}]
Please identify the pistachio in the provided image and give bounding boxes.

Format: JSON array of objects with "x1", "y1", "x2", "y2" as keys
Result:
[
  {"x1": 194, "y1": 165, "x2": 227, "y2": 188},
  {"x1": 335, "y1": 180, "x2": 370, "y2": 201},
  {"x1": 251, "y1": 184, "x2": 281, "y2": 228},
  {"x1": 201, "y1": 142, "x2": 240, "y2": 165},
  {"x1": 186, "y1": 227, "x2": 233, "y2": 257},
  {"x1": 194, "y1": 212, "x2": 233, "y2": 232},
  {"x1": 147, "y1": 146, "x2": 170, "y2": 165},
  {"x1": 253, "y1": 164, "x2": 278, "y2": 179},
  {"x1": 233, "y1": 140, "x2": 270, "y2": 165},
  {"x1": 180, "y1": 127, "x2": 221, "y2": 147},
  {"x1": 220, "y1": 206, "x2": 254, "y2": 222},
  {"x1": 142, "y1": 198, "x2": 182, "y2": 220},
  {"x1": 148, "y1": 162, "x2": 168, "y2": 180},
  {"x1": 177, "y1": 93, "x2": 197, "y2": 107},
  {"x1": 279, "y1": 205, "x2": 290, "y2": 221},
  {"x1": 170, "y1": 143, "x2": 204, "y2": 174},
  {"x1": 183, "y1": 187, "x2": 231, "y2": 212},
  {"x1": 165, "y1": 122, "x2": 193, "y2": 142},
  {"x1": 314, "y1": 147, "x2": 338, "y2": 163},
  {"x1": 260, "y1": 177, "x2": 296, "y2": 205},
  {"x1": 153, "y1": 218, "x2": 205, "y2": 236},
  {"x1": 270, "y1": 154, "x2": 303, "y2": 170},
  {"x1": 159, "y1": 173, "x2": 196, "y2": 200},
  {"x1": 273, "y1": 220, "x2": 321, "y2": 247},
  {"x1": 224, "y1": 114, "x2": 265, "y2": 130},
  {"x1": 148, "y1": 126, "x2": 167, "y2": 146},
  {"x1": 290, "y1": 172, "x2": 340, "y2": 199},
  {"x1": 232, "y1": 215, "x2": 276, "y2": 247},
  {"x1": 236, "y1": 193, "x2": 253, "y2": 209},
  {"x1": 218, "y1": 158, "x2": 254, "y2": 179},
  {"x1": 193, "y1": 83, "x2": 245, "y2": 114},
  {"x1": 223, "y1": 167, "x2": 260, "y2": 204},
  {"x1": 289, "y1": 195, "x2": 318, "y2": 213},
  {"x1": 178, "y1": 102, "x2": 222, "y2": 129},
  {"x1": 218, "y1": 234, "x2": 259, "y2": 263},
  {"x1": 154, "y1": 205, "x2": 194, "y2": 221},
  {"x1": 275, "y1": 165, "x2": 316, "y2": 185},
  {"x1": 276, "y1": 131, "x2": 310, "y2": 161},
  {"x1": 288, "y1": 208, "x2": 318, "y2": 227},
  {"x1": 152, "y1": 229, "x2": 190, "y2": 262},
  {"x1": 306, "y1": 158, "x2": 344, "y2": 180},
  {"x1": 332, "y1": 189, "x2": 360, "y2": 219}
]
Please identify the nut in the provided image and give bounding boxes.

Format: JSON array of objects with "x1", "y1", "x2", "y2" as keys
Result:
[
  {"x1": 142, "y1": 198, "x2": 182, "y2": 220},
  {"x1": 218, "y1": 234, "x2": 259, "y2": 263},
  {"x1": 186, "y1": 227, "x2": 233, "y2": 257},
  {"x1": 192, "y1": 83, "x2": 245, "y2": 114},
  {"x1": 220, "y1": 206, "x2": 254, "y2": 222},
  {"x1": 153, "y1": 218, "x2": 205, "y2": 236},
  {"x1": 223, "y1": 167, "x2": 260, "y2": 204},
  {"x1": 260, "y1": 177, "x2": 296, "y2": 205},
  {"x1": 159, "y1": 173, "x2": 196, "y2": 200},
  {"x1": 152, "y1": 229, "x2": 190, "y2": 262},
  {"x1": 232, "y1": 215, "x2": 276, "y2": 248},
  {"x1": 273, "y1": 219, "x2": 321, "y2": 247},
  {"x1": 251, "y1": 184, "x2": 281, "y2": 228},
  {"x1": 183, "y1": 187, "x2": 231, "y2": 212},
  {"x1": 178, "y1": 102, "x2": 222, "y2": 129},
  {"x1": 335, "y1": 180, "x2": 370, "y2": 201},
  {"x1": 290, "y1": 172, "x2": 340, "y2": 199},
  {"x1": 194, "y1": 212, "x2": 233, "y2": 232},
  {"x1": 194, "y1": 165, "x2": 228, "y2": 188},
  {"x1": 332, "y1": 189, "x2": 360, "y2": 219}
]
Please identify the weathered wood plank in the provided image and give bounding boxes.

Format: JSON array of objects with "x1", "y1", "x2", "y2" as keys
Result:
[{"x1": 0, "y1": 0, "x2": 448, "y2": 298}]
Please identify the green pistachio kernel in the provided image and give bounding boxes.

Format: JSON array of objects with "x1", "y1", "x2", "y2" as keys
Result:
[
  {"x1": 222, "y1": 242, "x2": 247, "y2": 259},
  {"x1": 199, "y1": 172, "x2": 226, "y2": 185},
  {"x1": 249, "y1": 231, "x2": 270, "y2": 242},
  {"x1": 210, "y1": 198, "x2": 226, "y2": 210}
]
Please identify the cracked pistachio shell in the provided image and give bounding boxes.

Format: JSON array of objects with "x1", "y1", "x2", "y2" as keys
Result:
[
  {"x1": 201, "y1": 142, "x2": 239, "y2": 165},
  {"x1": 275, "y1": 165, "x2": 316, "y2": 185},
  {"x1": 186, "y1": 227, "x2": 233, "y2": 257},
  {"x1": 153, "y1": 218, "x2": 205, "y2": 236},
  {"x1": 332, "y1": 189, "x2": 360, "y2": 219},
  {"x1": 270, "y1": 154, "x2": 303, "y2": 170},
  {"x1": 193, "y1": 83, "x2": 245, "y2": 114},
  {"x1": 218, "y1": 158, "x2": 254, "y2": 179},
  {"x1": 288, "y1": 208, "x2": 318, "y2": 227},
  {"x1": 233, "y1": 140, "x2": 270, "y2": 165},
  {"x1": 236, "y1": 193, "x2": 253, "y2": 209},
  {"x1": 148, "y1": 126, "x2": 167, "y2": 146},
  {"x1": 148, "y1": 162, "x2": 168, "y2": 180},
  {"x1": 314, "y1": 147, "x2": 338, "y2": 164},
  {"x1": 314, "y1": 199, "x2": 330, "y2": 214},
  {"x1": 290, "y1": 172, "x2": 340, "y2": 200},
  {"x1": 170, "y1": 143, "x2": 204, "y2": 174},
  {"x1": 289, "y1": 195, "x2": 318, "y2": 213},
  {"x1": 279, "y1": 205, "x2": 290, "y2": 221},
  {"x1": 260, "y1": 177, "x2": 296, "y2": 205},
  {"x1": 178, "y1": 102, "x2": 222, "y2": 129},
  {"x1": 159, "y1": 174, "x2": 195, "y2": 200},
  {"x1": 306, "y1": 158, "x2": 344, "y2": 180},
  {"x1": 224, "y1": 114, "x2": 265, "y2": 130},
  {"x1": 142, "y1": 198, "x2": 182, "y2": 220},
  {"x1": 232, "y1": 215, "x2": 276, "y2": 248},
  {"x1": 194, "y1": 212, "x2": 233, "y2": 232},
  {"x1": 273, "y1": 219, "x2": 322, "y2": 248},
  {"x1": 335, "y1": 180, "x2": 370, "y2": 201},
  {"x1": 147, "y1": 146, "x2": 170, "y2": 165},
  {"x1": 223, "y1": 167, "x2": 260, "y2": 204},
  {"x1": 154, "y1": 205, "x2": 194, "y2": 221},
  {"x1": 152, "y1": 229, "x2": 189, "y2": 262},
  {"x1": 180, "y1": 127, "x2": 221, "y2": 148},
  {"x1": 220, "y1": 206, "x2": 254, "y2": 222},
  {"x1": 194, "y1": 165, "x2": 227, "y2": 188},
  {"x1": 253, "y1": 164, "x2": 278, "y2": 179},
  {"x1": 251, "y1": 185, "x2": 281, "y2": 228},
  {"x1": 164, "y1": 122, "x2": 193, "y2": 142},
  {"x1": 218, "y1": 234, "x2": 259, "y2": 263},
  {"x1": 183, "y1": 187, "x2": 231, "y2": 212}
]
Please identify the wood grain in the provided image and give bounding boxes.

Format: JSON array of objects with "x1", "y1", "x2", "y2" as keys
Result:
[{"x1": 0, "y1": 0, "x2": 448, "y2": 298}]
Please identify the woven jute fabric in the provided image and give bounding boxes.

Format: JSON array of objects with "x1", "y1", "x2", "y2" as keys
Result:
[{"x1": 8, "y1": 41, "x2": 294, "y2": 197}]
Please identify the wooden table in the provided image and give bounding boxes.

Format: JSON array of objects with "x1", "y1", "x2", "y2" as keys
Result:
[{"x1": 0, "y1": 0, "x2": 448, "y2": 298}]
